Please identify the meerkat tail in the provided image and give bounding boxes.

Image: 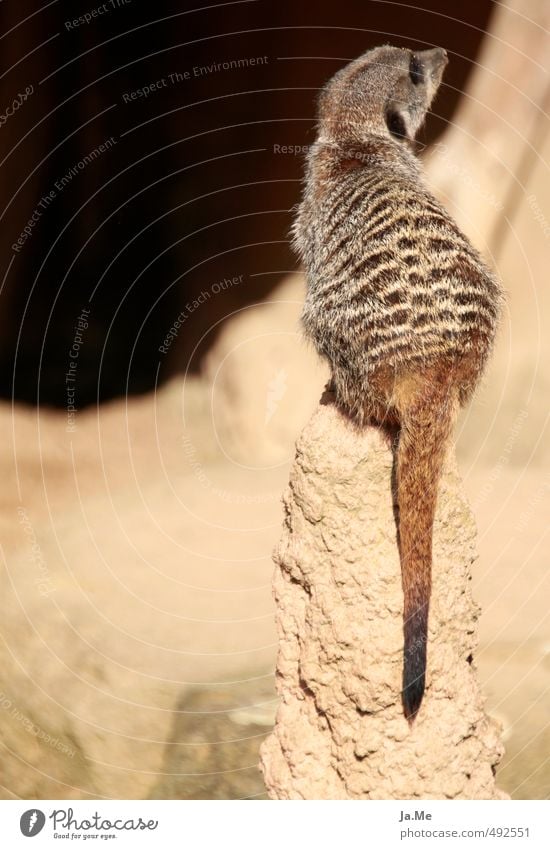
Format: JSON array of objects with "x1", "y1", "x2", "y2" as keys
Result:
[{"x1": 397, "y1": 380, "x2": 456, "y2": 720}]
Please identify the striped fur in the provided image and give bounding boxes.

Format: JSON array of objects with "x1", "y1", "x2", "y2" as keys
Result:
[{"x1": 293, "y1": 46, "x2": 504, "y2": 720}]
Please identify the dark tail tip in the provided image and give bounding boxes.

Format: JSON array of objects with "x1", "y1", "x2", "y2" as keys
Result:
[
  {"x1": 402, "y1": 609, "x2": 428, "y2": 721},
  {"x1": 402, "y1": 671, "x2": 425, "y2": 721}
]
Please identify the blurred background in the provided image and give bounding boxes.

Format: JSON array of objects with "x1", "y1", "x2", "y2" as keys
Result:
[{"x1": 0, "y1": 0, "x2": 548, "y2": 799}]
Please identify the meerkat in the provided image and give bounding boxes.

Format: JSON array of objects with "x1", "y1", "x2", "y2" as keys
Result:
[{"x1": 292, "y1": 45, "x2": 504, "y2": 720}]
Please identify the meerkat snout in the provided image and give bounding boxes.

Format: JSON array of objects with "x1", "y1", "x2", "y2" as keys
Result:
[
  {"x1": 418, "y1": 46, "x2": 448, "y2": 74},
  {"x1": 416, "y1": 47, "x2": 448, "y2": 102}
]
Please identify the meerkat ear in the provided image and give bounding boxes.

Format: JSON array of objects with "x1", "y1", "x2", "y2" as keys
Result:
[{"x1": 385, "y1": 106, "x2": 408, "y2": 141}]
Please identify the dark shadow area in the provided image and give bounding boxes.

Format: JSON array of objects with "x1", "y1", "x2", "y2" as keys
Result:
[
  {"x1": 149, "y1": 676, "x2": 275, "y2": 800},
  {"x1": 0, "y1": 0, "x2": 494, "y2": 406}
]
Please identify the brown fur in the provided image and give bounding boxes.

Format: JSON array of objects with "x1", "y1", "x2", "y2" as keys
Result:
[{"x1": 293, "y1": 45, "x2": 504, "y2": 719}]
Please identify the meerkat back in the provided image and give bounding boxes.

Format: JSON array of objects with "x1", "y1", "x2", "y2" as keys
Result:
[{"x1": 293, "y1": 45, "x2": 504, "y2": 719}]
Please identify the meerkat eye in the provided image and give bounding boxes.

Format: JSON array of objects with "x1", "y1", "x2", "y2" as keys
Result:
[
  {"x1": 386, "y1": 110, "x2": 407, "y2": 140},
  {"x1": 409, "y1": 55, "x2": 424, "y2": 85}
]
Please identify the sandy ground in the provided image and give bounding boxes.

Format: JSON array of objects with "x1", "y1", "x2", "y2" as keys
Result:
[{"x1": 464, "y1": 467, "x2": 550, "y2": 799}]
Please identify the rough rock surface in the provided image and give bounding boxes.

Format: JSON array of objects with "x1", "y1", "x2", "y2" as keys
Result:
[{"x1": 260, "y1": 395, "x2": 508, "y2": 799}]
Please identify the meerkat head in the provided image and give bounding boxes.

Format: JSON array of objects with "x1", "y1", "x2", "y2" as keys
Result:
[{"x1": 317, "y1": 45, "x2": 448, "y2": 148}]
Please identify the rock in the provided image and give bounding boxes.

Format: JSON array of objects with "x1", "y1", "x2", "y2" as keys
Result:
[{"x1": 260, "y1": 395, "x2": 508, "y2": 799}]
